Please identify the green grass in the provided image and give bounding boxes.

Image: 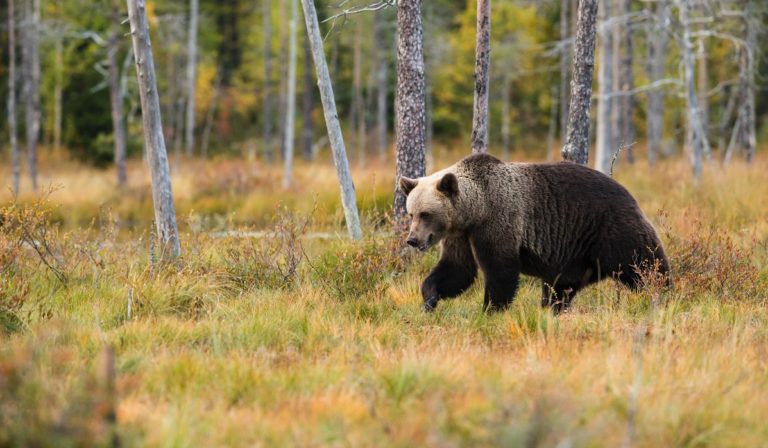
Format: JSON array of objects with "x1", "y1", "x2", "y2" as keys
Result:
[{"x1": 2, "y1": 154, "x2": 768, "y2": 446}]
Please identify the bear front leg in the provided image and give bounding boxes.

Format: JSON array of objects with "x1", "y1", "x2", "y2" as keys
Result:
[
  {"x1": 420, "y1": 237, "x2": 478, "y2": 312},
  {"x1": 541, "y1": 280, "x2": 581, "y2": 314},
  {"x1": 472, "y1": 237, "x2": 520, "y2": 312}
]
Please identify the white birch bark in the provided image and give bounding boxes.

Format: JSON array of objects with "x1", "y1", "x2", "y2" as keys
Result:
[
  {"x1": 282, "y1": 0, "x2": 297, "y2": 188},
  {"x1": 126, "y1": 0, "x2": 181, "y2": 257},
  {"x1": 109, "y1": 0, "x2": 127, "y2": 187},
  {"x1": 300, "y1": 0, "x2": 362, "y2": 240},
  {"x1": 595, "y1": 0, "x2": 613, "y2": 174},
  {"x1": 184, "y1": 0, "x2": 198, "y2": 156}
]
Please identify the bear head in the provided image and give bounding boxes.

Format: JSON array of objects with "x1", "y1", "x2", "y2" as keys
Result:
[{"x1": 399, "y1": 171, "x2": 459, "y2": 251}]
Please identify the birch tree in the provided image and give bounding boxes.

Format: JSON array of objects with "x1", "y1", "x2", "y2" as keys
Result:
[
  {"x1": 109, "y1": 0, "x2": 127, "y2": 187},
  {"x1": 22, "y1": 0, "x2": 41, "y2": 191},
  {"x1": 646, "y1": 0, "x2": 669, "y2": 167},
  {"x1": 185, "y1": 0, "x2": 199, "y2": 156},
  {"x1": 676, "y1": 0, "x2": 709, "y2": 179},
  {"x1": 614, "y1": 0, "x2": 635, "y2": 164},
  {"x1": 282, "y1": 0, "x2": 298, "y2": 188},
  {"x1": 7, "y1": 0, "x2": 20, "y2": 195},
  {"x1": 559, "y1": 0, "x2": 570, "y2": 145},
  {"x1": 470, "y1": 0, "x2": 491, "y2": 154},
  {"x1": 594, "y1": 0, "x2": 613, "y2": 174},
  {"x1": 127, "y1": 0, "x2": 181, "y2": 257},
  {"x1": 562, "y1": 0, "x2": 598, "y2": 165},
  {"x1": 394, "y1": 0, "x2": 427, "y2": 220},
  {"x1": 300, "y1": 0, "x2": 362, "y2": 240}
]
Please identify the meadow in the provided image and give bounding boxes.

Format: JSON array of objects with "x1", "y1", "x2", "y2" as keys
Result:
[{"x1": 2, "y1": 149, "x2": 768, "y2": 446}]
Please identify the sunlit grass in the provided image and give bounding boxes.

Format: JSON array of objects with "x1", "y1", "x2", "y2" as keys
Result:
[{"x1": 1, "y1": 148, "x2": 767, "y2": 446}]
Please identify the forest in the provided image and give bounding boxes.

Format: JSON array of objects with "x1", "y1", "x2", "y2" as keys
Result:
[{"x1": 1, "y1": 0, "x2": 767, "y2": 445}]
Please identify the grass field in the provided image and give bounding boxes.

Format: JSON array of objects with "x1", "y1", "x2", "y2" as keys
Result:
[{"x1": 2, "y1": 149, "x2": 768, "y2": 446}]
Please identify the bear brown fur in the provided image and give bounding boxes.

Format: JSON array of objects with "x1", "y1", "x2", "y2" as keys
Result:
[{"x1": 400, "y1": 153, "x2": 670, "y2": 313}]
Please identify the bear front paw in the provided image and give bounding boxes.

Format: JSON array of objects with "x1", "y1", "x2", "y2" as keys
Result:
[{"x1": 422, "y1": 296, "x2": 438, "y2": 312}]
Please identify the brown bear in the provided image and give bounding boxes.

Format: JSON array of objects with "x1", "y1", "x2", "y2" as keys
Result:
[{"x1": 400, "y1": 153, "x2": 669, "y2": 313}]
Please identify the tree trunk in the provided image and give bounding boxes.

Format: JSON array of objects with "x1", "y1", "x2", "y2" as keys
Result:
[
  {"x1": 278, "y1": 0, "x2": 288, "y2": 159},
  {"x1": 374, "y1": 10, "x2": 389, "y2": 158},
  {"x1": 615, "y1": 0, "x2": 635, "y2": 164},
  {"x1": 7, "y1": 0, "x2": 19, "y2": 195},
  {"x1": 470, "y1": 0, "x2": 491, "y2": 154},
  {"x1": 696, "y1": 37, "x2": 709, "y2": 159},
  {"x1": 109, "y1": 0, "x2": 127, "y2": 187},
  {"x1": 561, "y1": 0, "x2": 598, "y2": 165},
  {"x1": 595, "y1": 0, "x2": 613, "y2": 174},
  {"x1": 677, "y1": 0, "x2": 709, "y2": 179},
  {"x1": 646, "y1": 0, "x2": 668, "y2": 167},
  {"x1": 23, "y1": 0, "x2": 41, "y2": 191},
  {"x1": 185, "y1": 0, "x2": 199, "y2": 156},
  {"x1": 300, "y1": 0, "x2": 362, "y2": 240},
  {"x1": 126, "y1": 0, "x2": 181, "y2": 258},
  {"x1": 394, "y1": 0, "x2": 427, "y2": 221},
  {"x1": 262, "y1": 0, "x2": 274, "y2": 162},
  {"x1": 282, "y1": 0, "x2": 297, "y2": 188},
  {"x1": 559, "y1": 0, "x2": 570, "y2": 145},
  {"x1": 301, "y1": 28, "x2": 314, "y2": 161},
  {"x1": 742, "y1": 2, "x2": 756, "y2": 164}
]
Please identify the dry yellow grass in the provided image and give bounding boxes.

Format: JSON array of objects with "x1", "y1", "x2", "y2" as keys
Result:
[{"x1": 1, "y1": 149, "x2": 767, "y2": 446}]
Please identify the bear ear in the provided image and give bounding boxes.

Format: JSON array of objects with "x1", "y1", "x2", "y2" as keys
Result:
[
  {"x1": 399, "y1": 176, "x2": 418, "y2": 196},
  {"x1": 437, "y1": 173, "x2": 459, "y2": 197}
]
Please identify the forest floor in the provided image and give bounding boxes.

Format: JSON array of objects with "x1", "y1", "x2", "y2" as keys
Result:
[{"x1": 2, "y1": 149, "x2": 768, "y2": 446}]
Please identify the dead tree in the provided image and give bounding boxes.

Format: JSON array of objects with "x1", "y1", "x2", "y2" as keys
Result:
[
  {"x1": 470, "y1": 0, "x2": 491, "y2": 154},
  {"x1": 559, "y1": 0, "x2": 570, "y2": 145},
  {"x1": 22, "y1": 0, "x2": 41, "y2": 191},
  {"x1": 52, "y1": 0, "x2": 63, "y2": 156},
  {"x1": 562, "y1": 0, "x2": 598, "y2": 165},
  {"x1": 127, "y1": 0, "x2": 182, "y2": 257},
  {"x1": 595, "y1": 0, "x2": 613, "y2": 174},
  {"x1": 7, "y1": 0, "x2": 19, "y2": 194},
  {"x1": 646, "y1": 0, "x2": 669, "y2": 167},
  {"x1": 351, "y1": 18, "x2": 365, "y2": 162},
  {"x1": 184, "y1": 0, "x2": 199, "y2": 156},
  {"x1": 300, "y1": 0, "x2": 362, "y2": 239},
  {"x1": 676, "y1": 0, "x2": 709, "y2": 179},
  {"x1": 394, "y1": 0, "x2": 427, "y2": 220},
  {"x1": 614, "y1": 0, "x2": 635, "y2": 164},
  {"x1": 282, "y1": 0, "x2": 298, "y2": 188},
  {"x1": 109, "y1": 0, "x2": 127, "y2": 187}
]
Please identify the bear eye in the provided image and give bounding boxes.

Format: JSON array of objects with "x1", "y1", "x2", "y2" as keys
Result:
[{"x1": 419, "y1": 212, "x2": 430, "y2": 220}]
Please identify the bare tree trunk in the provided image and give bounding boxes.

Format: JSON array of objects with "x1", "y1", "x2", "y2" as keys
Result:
[
  {"x1": 374, "y1": 10, "x2": 388, "y2": 158},
  {"x1": 696, "y1": 37, "x2": 710, "y2": 160},
  {"x1": 470, "y1": 0, "x2": 491, "y2": 154},
  {"x1": 615, "y1": 0, "x2": 635, "y2": 164},
  {"x1": 127, "y1": 0, "x2": 181, "y2": 258},
  {"x1": 300, "y1": 0, "x2": 362, "y2": 240},
  {"x1": 278, "y1": 0, "x2": 288, "y2": 159},
  {"x1": 501, "y1": 72, "x2": 512, "y2": 159},
  {"x1": 595, "y1": 0, "x2": 613, "y2": 174},
  {"x1": 301, "y1": 29, "x2": 314, "y2": 161},
  {"x1": 109, "y1": 0, "x2": 127, "y2": 187},
  {"x1": 424, "y1": 1, "x2": 434, "y2": 164},
  {"x1": 742, "y1": 2, "x2": 757, "y2": 164},
  {"x1": 185, "y1": 0, "x2": 199, "y2": 156},
  {"x1": 646, "y1": 0, "x2": 668, "y2": 167},
  {"x1": 559, "y1": 0, "x2": 570, "y2": 145},
  {"x1": 23, "y1": 0, "x2": 41, "y2": 191},
  {"x1": 282, "y1": 0, "x2": 297, "y2": 188},
  {"x1": 561, "y1": 0, "x2": 598, "y2": 165},
  {"x1": 7, "y1": 0, "x2": 19, "y2": 195},
  {"x1": 677, "y1": 0, "x2": 709, "y2": 179},
  {"x1": 262, "y1": 0, "x2": 274, "y2": 162},
  {"x1": 394, "y1": 0, "x2": 427, "y2": 221}
]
